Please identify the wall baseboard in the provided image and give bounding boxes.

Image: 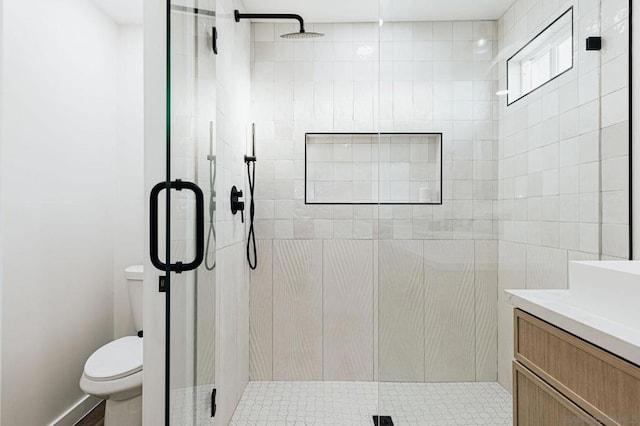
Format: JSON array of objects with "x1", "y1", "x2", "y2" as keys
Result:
[{"x1": 50, "y1": 395, "x2": 102, "y2": 426}]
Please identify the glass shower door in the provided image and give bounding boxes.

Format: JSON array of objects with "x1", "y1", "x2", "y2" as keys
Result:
[{"x1": 162, "y1": 1, "x2": 218, "y2": 424}]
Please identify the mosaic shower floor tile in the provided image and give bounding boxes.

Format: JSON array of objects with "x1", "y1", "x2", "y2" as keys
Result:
[{"x1": 230, "y1": 381, "x2": 512, "y2": 425}]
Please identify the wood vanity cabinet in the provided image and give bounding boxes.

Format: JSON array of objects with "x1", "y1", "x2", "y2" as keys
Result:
[{"x1": 513, "y1": 309, "x2": 640, "y2": 426}]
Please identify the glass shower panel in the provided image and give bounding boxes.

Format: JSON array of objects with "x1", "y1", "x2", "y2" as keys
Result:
[
  {"x1": 573, "y1": 0, "x2": 603, "y2": 259},
  {"x1": 372, "y1": 0, "x2": 632, "y2": 422},
  {"x1": 596, "y1": 0, "x2": 631, "y2": 260},
  {"x1": 375, "y1": 0, "x2": 503, "y2": 423},
  {"x1": 167, "y1": 1, "x2": 217, "y2": 424}
]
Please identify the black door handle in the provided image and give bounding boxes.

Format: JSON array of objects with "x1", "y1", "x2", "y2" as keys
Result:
[{"x1": 150, "y1": 180, "x2": 205, "y2": 273}]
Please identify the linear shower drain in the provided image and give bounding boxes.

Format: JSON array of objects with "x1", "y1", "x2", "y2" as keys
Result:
[{"x1": 373, "y1": 415, "x2": 394, "y2": 425}]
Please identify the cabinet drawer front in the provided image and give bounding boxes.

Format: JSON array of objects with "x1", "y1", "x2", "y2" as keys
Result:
[
  {"x1": 515, "y1": 309, "x2": 640, "y2": 426},
  {"x1": 514, "y1": 361, "x2": 600, "y2": 426}
]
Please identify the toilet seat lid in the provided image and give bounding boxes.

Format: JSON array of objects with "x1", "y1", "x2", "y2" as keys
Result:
[{"x1": 85, "y1": 336, "x2": 143, "y2": 381}]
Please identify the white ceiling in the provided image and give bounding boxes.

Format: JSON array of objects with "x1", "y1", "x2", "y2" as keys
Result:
[
  {"x1": 90, "y1": 0, "x2": 143, "y2": 25},
  {"x1": 241, "y1": 0, "x2": 515, "y2": 23},
  {"x1": 88, "y1": 0, "x2": 513, "y2": 25}
]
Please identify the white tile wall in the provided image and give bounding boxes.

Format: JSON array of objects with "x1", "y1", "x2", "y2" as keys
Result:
[
  {"x1": 498, "y1": 0, "x2": 630, "y2": 255},
  {"x1": 379, "y1": 240, "x2": 425, "y2": 382},
  {"x1": 474, "y1": 240, "x2": 499, "y2": 382},
  {"x1": 216, "y1": 242, "x2": 250, "y2": 425},
  {"x1": 249, "y1": 19, "x2": 501, "y2": 385},
  {"x1": 496, "y1": 0, "x2": 631, "y2": 392},
  {"x1": 250, "y1": 239, "x2": 497, "y2": 383},
  {"x1": 496, "y1": 241, "x2": 526, "y2": 392},
  {"x1": 247, "y1": 0, "x2": 629, "y2": 393},
  {"x1": 272, "y1": 240, "x2": 324, "y2": 380},
  {"x1": 323, "y1": 240, "x2": 375, "y2": 380},
  {"x1": 423, "y1": 240, "x2": 475, "y2": 381},
  {"x1": 249, "y1": 240, "x2": 273, "y2": 380},
  {"x1": 251, "y1": 20, "x2": 499, "y2": 241}
]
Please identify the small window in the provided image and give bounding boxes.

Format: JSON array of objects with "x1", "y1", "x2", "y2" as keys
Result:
[{"x1": 507, "y1": 7, "x2": 573, "y2": 105}]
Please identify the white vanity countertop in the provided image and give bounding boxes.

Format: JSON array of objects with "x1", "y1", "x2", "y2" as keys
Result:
[{"x1": 506, "y1": 289, "x2": 640, "y2": 366}]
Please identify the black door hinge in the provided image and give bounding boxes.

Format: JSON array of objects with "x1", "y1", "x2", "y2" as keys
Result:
[
  {"x1": 212, "y1": 27, "x2": 218, "y2": 54},
  {"x1": 211, "y1": 388, "x2": 217, "y2": 417},
  {"x1": 159, "y1": 276, "x2": 166, "y2": 293}
]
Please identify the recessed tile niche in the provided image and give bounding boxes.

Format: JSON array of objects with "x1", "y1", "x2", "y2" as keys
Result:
[{"x1": 305, "y1": 133, "x2": 442, "y2": 205}]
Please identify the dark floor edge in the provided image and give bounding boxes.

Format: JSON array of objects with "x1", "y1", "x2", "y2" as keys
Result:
[{"x1": 74, "y1": 400, "x2": 105, "y2": 426}]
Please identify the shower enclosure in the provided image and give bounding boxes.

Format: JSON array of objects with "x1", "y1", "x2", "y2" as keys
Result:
[{"x1": 148, "y1": 0, "x2": 631, "y2": 424}]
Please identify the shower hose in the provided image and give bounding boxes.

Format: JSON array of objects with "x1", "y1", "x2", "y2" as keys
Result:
[
  {"x1": 246, "y1": 158, "x2": 257, "y2": 270},
  {"x1": 204, "y1": 154, "x2": 216, "y2": 271}
]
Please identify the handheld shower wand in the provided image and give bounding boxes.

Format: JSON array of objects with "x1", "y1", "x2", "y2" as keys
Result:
[
  {"x1": 245, "y1": 124, "x2": 257, "y2": 270},
  {"x1": 205, "y1": 122, "x2": 217, "y2": 271}
]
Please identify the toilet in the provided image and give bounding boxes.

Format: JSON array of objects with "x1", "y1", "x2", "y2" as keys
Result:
[{"x1": 80, "y1": 265, "x2": 144, "y2": 426}]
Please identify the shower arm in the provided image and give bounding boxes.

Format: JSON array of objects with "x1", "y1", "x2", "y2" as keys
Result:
[{"x1": 234, "y1": 10, "x2": 307, "y2": 33}]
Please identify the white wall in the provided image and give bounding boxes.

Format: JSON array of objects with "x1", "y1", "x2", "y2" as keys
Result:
[
  {"x1": 0, "y1": 0, "x2": 117, "y2": 424},
  {"x1": 0, "y1": 1, "x2": 144, "y2": 424},
  {"x1": 142, "y1": 0, "x2": 166, "y2": 423},
  {"x1": 114, "y1": 25, "x2": 144, "y2": 338}
]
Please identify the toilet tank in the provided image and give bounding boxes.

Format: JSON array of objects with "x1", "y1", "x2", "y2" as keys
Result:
[{"x1": 124, "y1": 265, "x2": 144, "y2": 332}]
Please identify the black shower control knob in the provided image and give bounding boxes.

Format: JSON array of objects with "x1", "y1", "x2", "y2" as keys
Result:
[{"x1": 230, "y1": 185, "x2": 245, "y2": 217}]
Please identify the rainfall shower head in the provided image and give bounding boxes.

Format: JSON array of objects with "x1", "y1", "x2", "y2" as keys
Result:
[
  {"x1": 234, "y1": 10, "x2": 324, "y2": 39},
  {"x1": 280, "y1": 30, "x2": 324, "y2": 39}
]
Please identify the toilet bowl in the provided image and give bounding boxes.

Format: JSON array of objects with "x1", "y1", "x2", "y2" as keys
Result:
[{"x1": 80, "y1": 265, "x2": 144, "y2": 426}]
